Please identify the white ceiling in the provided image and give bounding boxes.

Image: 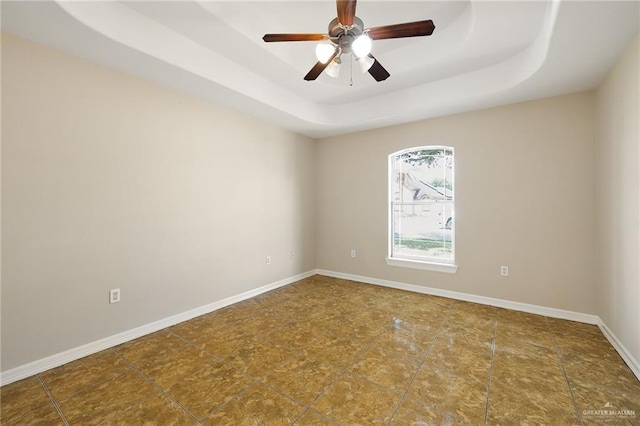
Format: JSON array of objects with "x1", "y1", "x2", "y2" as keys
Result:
[{"x1": 2, "y1": 1, "x2": 639, "y2": 138}]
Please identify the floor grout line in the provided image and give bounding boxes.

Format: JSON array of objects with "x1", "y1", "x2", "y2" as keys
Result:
[
  {"x1": 111, "y1": 349, "x2": 201, "y2": 424},
  {"x1": 546, "y1": 317, "x2": 585, "y2": 426},
  {"x1": 385, "y1": 305, "x2": 454, "y2": 425},
  {"x1": 483, "y1": 313, "x2": 498, "y2": 426},
  {"x1": 36, "y1": 374, "x2": 70, "y2": 426},
  {"x1": 266, "y1": 318, "x2": 388, "y2": 423}
]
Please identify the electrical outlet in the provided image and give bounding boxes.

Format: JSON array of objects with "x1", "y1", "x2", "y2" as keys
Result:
[
  {"x1": 109, "y1": 288, "x2": 121, "y2": 304},
  {"x1": 266, "y1": 256, "x2": 271, "y2": 265},
  {"x1": 351, "y1": 249, "x2": 356, "y2": 258},
  {"x1": 500, "y1": 266, "x2": 509, "y2": 276},
  {"x1": 290, "y1": 251, "x2": 294, "y2": 260}
]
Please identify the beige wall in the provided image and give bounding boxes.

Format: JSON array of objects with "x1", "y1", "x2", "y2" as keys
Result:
[
  {"x1": 3, "y1": 30, "x2": 635, "y2": 375},
  {"x1": 317, "y1": 92, "x2": 598, "y2": 314},
  {"x1": 596, "y1": 35, "x2": 639, "y2": 364},
  {"x1": 1, "y1": 34, "x2": 316, "y2": 371}
]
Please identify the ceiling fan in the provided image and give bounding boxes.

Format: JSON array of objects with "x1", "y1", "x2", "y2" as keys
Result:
[{"x1": 262, "y1": 0, "x2": 435, "y2": 82}]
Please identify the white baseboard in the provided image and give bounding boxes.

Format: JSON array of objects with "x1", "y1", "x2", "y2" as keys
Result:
[
  {"x1": 597, "y1": 319, "x2": 640, "y2": 380},
  {"x1": 317, "y1": 269, "x2": 640, "y2": 381},
  {"x1": 0, "y1": 270, "x2": 316, "y2": 386},
  {"x1": 317, "y1": 269, "x2": 598, "y2": 324},
  {"x1": 4, "y1": 268, "x2": 638, "y2": 386}
]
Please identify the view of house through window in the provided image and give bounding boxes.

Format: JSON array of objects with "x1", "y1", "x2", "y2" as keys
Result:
[{"x1": 389, "y1": 146, "x2": 454, "y2": 264}]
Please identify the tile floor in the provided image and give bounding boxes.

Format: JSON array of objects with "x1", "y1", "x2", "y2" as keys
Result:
[{"x1": 2, "y1": 275, "x2": 639, "y2": 425}]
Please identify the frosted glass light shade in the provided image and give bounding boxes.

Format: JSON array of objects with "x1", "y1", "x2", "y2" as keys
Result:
[
  {"x1": 326, "y1": 59, "x2": 341, "y2": 78},
  {"x1": 357, "y1": 55, "x2": 375, "y2": 73},
  {"x1": 352, "y1": 34, "x2": 372, "y2": 58},
  {"x1": 315, "y1": 43, "x2": 336, "y2": 64}
]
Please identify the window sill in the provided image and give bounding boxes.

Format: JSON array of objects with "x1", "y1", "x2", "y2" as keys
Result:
[{"x1": 385, "y1": 258, "x2": 459, "y2": 274}]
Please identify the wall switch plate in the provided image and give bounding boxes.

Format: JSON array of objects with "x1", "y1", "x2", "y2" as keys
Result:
[
  {"x1": 500, "y1": 266, "x2": 509, "y2": 276},
  {"x1": 266, "y1": 256, "x2": 271, "y2": 265},
  {"x1": 351, "y1": 250, "x2": 356, "y2": 258},
  {"x1": 109, "y1": 288, "x2": 121, "y2": 304}
]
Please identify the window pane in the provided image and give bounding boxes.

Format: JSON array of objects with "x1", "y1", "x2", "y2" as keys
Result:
[
  {"x1": 393, "y1": 202, "x2": 453, "y2": 261},
  {"x1": 444, "y1": 159, "x2": 454, "y2": 200}
]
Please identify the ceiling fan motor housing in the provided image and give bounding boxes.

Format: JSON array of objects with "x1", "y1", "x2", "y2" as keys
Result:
[{"x1": 328, "y1": 17, "x2": 365, "y2": 53}]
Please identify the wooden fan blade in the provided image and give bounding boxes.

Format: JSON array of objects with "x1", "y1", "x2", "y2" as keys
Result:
[
  {"x1": 367, "y1": 20, "x2": 435, "y2": 40},
  {"x1": 263, "y1": 34, "x2": 326, "y2": 42},
  {"x1": 304, "y1": 50, "x2": 339, "y2": 81},
  {"x1": 337, "y1": 0, "x2": 357, "y2": 26},
  {"x1": 367, "y1": 54, "x2": 390, "y2": 82}
]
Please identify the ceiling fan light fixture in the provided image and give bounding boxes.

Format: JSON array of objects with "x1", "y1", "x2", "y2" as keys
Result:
[
  {"x1": 326, "y1": 57, "x2": 341, "y2": 78},
  {"x1": 357, "y1": 55, "x2": 375, "y2": 73},
  {"x1": 351, "y1": 34, "x2": 372, "y2": 59},
  {"x1": 315, "y1": 42, "x2": 336, "y2": 64}
]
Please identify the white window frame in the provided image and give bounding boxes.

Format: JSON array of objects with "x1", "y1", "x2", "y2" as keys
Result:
[{"x1": 386, "y1": 146, "x2": 458, "y2": 274}]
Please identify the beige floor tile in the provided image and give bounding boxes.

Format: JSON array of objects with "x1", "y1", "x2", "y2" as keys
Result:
[
  {"x1": 439, "y1": 321, "x2": 495, "y2": 347},
  {"x1": 312, "y1": 374, "x2": 401, "y2": 424},
  {"x1": 224, "y1": 339, "x2": 293, "y2": 378},
  {"x1": 197, "y1": 332, "x2": 259, "y2": 359},
  {"x1": 166, "y1": 361, "x2": 254, "y2": 419},
  {"x1": 373, "y1": 326, "x2": 436, "y2": 362},
  {"x1": 262, "y1": 355, "x2": 342, "y2": 406},
  {"x1": 391, "y1": 397, "x2": 465, "y2": 425},
  {"x1": 487, "y1": 385, "x2": 580, "y2": 425},
  {"x1": 493, "y1": 346, "x2": 564, "y2": 376},
  {"x1": 423, "y1": 337, "x2": 492, "y2": 384},
  {"x1": 203, "y1": 382, "x2": 305, "y2": 425},
  {"x1": 41, "y1": 350, "x2": 131, "y2": 401},
  {"x1": 266, "y1": 321, "x2": 326, "y2": 350},
  {"x1": 325, "y1": 318, "x2": 386, "y2": 344},
  {"x1": 495, "y1": 325, "x2": 556, "y2": 349},
  {"x1": 137, "y1": 345, "x2": 219, "y2": 389},
  {"x1": 168, "y1": 314, "x2": 233, "y2": 343},
  {"x1": 495, "y1": 309, "x2": 548, "y2": 327},
  {"x1": 293, "y1": 409, "x2": 338, "y2": 425},
  {"x1": 570, "y1": 378, "x2": 640, "y2": 424},
  {"x1": 237, "y1": 311, "x2": 292, "y2": 335},
  {"x1": 0, "y1": 376, "x2": 52, "y2": 424},
  {"x1": 384, "y1": 314, "x2": 445, "y2": 337},
  {"x1": 446, "y1": 312, "x2": 496, "y2": 329},
  {"x1": 563, "y1": 354, "x2": 640, "y2": 396},
  {"x1": 348, "y1": 346, "x2": 419, "y2": 393},
  {"x1": 343, "y1": 289, "x2": 391, "y2": 307},
  {"x1": 3, "y1": 400, "x2": 64, "y2": 426},
  {"x1": 265, "y1": 300, "x2": 312, "y2": 319},
  {"x1": 491, "y1": 362, "x2": 570, "y2": 401},
  {"x1": 554, "y1": 331, "x2": 614, "y2": 353},
  {"x1": 492, "y1": 377, "x2": 575, "y2": 412},
  {"x1": 57, "y1": 369, "x2": 159, "y2": 425},
  {"x1": 206, "y1": 300, "x2": 262, "y2": 326},
  {"x1": 355, "y1": 308, "x2": 400, "y2": 327},
  {"x1": 113, "y1": 330, "x2": 186, "y2": 365},
  {"x1": 100, "y1": 394, "x2": 197, "y2": 425},
  {"x1": 560, "y1": 342, "x2": 622, "y2": 366},
  {"x1": 547, "y1": 318, "x2": 602, "y2": 337},
  {"x1": 454, "y1": 302, "x2": 498, "y2": 317},
  {"x1": 406, "y1": 365, "x2": 488, "y2": 424},
  {"x1": 302, "y1": 332, "x2": 370, "y2": 369}
]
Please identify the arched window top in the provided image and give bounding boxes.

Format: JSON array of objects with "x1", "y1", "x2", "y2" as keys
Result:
[
  {"x1": 387, "y1": 146, "x2": 457, "y2": 273},
  {"x1": 390, "y1": 145, "x2": 453, "y2": 159}
]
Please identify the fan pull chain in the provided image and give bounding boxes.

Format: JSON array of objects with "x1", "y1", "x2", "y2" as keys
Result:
[{"x1": 350, "y1": 54, "x2": 354, "y2": 86}]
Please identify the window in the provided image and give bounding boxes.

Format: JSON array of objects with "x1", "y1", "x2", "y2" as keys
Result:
[{"x1": 387, "y1": 146, "x2": 457, "y2": 273}]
